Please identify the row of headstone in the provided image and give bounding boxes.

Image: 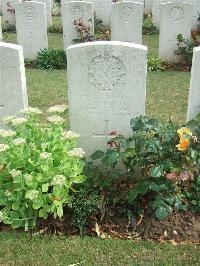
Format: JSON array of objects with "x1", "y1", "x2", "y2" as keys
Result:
[
  {"x1": 152, "y1": 0, "x2": 200, "y2": 30},
  {"x1": 1, "y1": 0, "x2": 52, "y2": 26},
  {"x1": 62, "y1": 1, "x2": 144, "y2": 50},
  {"x1": 61, "y1": 0, "x2": 153, "y2": 30},
  {"x1": 0, "y1": 40, "x2": 200, "y2": 155},
  {"x1": 1, "y1": 0, "x2": 196, "y2": 62}
]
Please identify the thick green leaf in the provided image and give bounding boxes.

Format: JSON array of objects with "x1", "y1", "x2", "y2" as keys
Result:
[
  {"x1": 130, "y1": 117, "x2": 143, "y2": 131},
  {"x1": 39, "y1": 208, "x2": 48, "y2": 219},
  {"x1": 57, "y1": 204, "x2": 63, "y2": 218},
  {"x1": 42, "y1": 183, "x2": 49, "y2": 193},
  {"x1": 149, "y1": 165, "x2": 163, "y2": 178},
  {"x1": 155, "y1": 206, "x2": 169, "y2": 220},
  {"x1": 72, "y1": 175, "x2": 87, "y2": 184},
  {"x1": 90, "y1": 150, "x2": 105, "y2": 160}
]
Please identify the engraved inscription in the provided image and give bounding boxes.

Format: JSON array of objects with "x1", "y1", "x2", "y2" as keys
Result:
[
  {"x1": 88, "y1": 53, "x2": 126, "y2": 91},
  {"x1": 169, "y1": 6, "x2": 184, "y2": 21},
  {"x1": 71, "y1": 5, "x2": 84, "y2": 20},
  {"x1": 120, "y1": 6, "x2": 134, "y2": 22},
  {"x1": 22, "y1": 6, "x2": 37, "y2": 23}
]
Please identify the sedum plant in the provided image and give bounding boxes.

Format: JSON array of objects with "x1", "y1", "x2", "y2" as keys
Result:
[{"x1": 0, "y1": 105, "x2": 86, "y2": 230}]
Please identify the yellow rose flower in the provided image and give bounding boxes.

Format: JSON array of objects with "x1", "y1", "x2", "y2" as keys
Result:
[
  {"x1": 176, "y1": 137, "x2": 190, "y2": 151},
  {"x1": 177, "y1": 127, "x2": 192, "y2": 138}
]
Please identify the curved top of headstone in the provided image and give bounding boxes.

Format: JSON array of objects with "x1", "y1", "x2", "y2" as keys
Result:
[
  {"x1": 15, "y1": 1, "x2": 46, "y2": 7},
  {"x1": 67, "y1": 40, "x2": 147, "y2": 51},
  {"x1": 0, "y1": 42, "x2": 23, "y2": 51}
]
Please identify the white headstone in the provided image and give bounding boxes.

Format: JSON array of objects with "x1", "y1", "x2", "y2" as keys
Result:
[
  {"x1": 145, "y1": 0, "x2": 153, "y2": 13},
  {"x1": 31, "y1": 0, "x2": 52, "y2": 27},
  {"x1": 187, "y1": 47, "x2": 200, "y2": 121},
  {"x1": 152, "y1": 0, "x2": 167, "y2": 28},
  {"x1": 62, "y1": 1, "x2": 94, "y2": 50},
  {"x1": 0, "y1": 43, "x2": 28, "y2": 127},
  {"x1": 67, "y1": 41, "x2": 147, "y2": 156},
  {"x1": 2, "y1": 0, "x2": 21, "y2": 24},
  {"x1": 89, "y1": 0, "x2": 112, "y2": 30},
  {"x1": 111, "y1": 2, "x2": 143, "y2": 44},
  {"x1": 153, "y1": 0, "x2": 199, "y2": 29},
  {"x1": 0, "y1": 17, "x2": 2, "y2": 41},
  {"x1": 15, "y1": 1, "x2": 48, "y2": 59},
  {"x1": 159, "y1": 2, "x2": 193, "y2": 62}
]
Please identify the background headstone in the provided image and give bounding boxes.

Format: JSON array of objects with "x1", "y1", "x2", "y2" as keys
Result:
[
  {"x1": 111, "y1": 1, "x2": 143, "y2": 44},
  {"x1": 2, "y1": 0, "x2": 21, "y2": 24},
  {"x1": 159, "y1": 2, "x2": 193, "y2": 62},
  {"x1": 145, "y1": 0, "x2": 153, "y2": 13},
  {"x1": 32, "y1": 0, "x2": 52, "y2": 26},
  {"x1": 152, "y1": 0, "x2": 167, "y2": 28},
  {"x1": 0, "y1": 43, "x2": 28, "y2": 127},
  {"x1": 89, "y1": 0, "x2": 112, "y2": 30},
  {"x1": 0, "y1": 17, "x2": 2, "y2": 41},
  {"x1": 67, "y1": 41, "x2": 147, "y2": 156},
  {"x1": 15, "y1": 1, "x2": 48, "y2": 59},
  {"x1": 153, "y1": 0, "x2": 199, "y2": 29},
  {"x1": 62, "y1": 1, "x2": 94, "y2": 50},
  {"x1": 187, "y1": 47, "x2": 200, "y2": 121}
]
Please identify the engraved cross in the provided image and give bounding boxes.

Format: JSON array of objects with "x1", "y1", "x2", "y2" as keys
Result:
[{"x1": 93, "y1": 120, "x2": 111, "y2": 142}]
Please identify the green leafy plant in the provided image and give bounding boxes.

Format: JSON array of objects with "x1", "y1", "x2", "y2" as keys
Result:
[
  {"x1": 175, "y1": 33, "x2": 200, "y2": 68},
  {"x1": 147, "y1": 57, "x2": 165, "y2": 72},
  {"x1": 143, "y1": 13, "x2": 158, "y2": 35},
  {"x1": 2, "y1": 23, "x2": 16, "y2": 33},
  {"x1": 92, "y1": 116, "x2": 200, "y2": 219},
  {"x1": 48, "y1": 25, "x2": 63, "y2": 33},
  {"x1": 0, "y1": 105, "x2": 86, "y2": 230},
  {"x1": 36, "y1": 48, "x2": 67, "y2": 70}
]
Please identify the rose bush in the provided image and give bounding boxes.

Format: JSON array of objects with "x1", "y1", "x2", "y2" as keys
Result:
[{"x1": 92, "y1": 116, "x2": 200, "y2": 219}]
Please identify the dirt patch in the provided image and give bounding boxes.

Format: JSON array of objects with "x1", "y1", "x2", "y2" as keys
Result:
[
  {"x1": 135, "y1": 211, "x2": 200, "y2": 243},
  {"x1": 91, "y1": 210, "x2": 199, "y2": 243},
  {"x1": 0, "y1": 209, "x2": 199, "y2": 243}
]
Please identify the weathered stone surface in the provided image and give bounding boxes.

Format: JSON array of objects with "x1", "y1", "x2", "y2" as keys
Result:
[
  {"x1": 67, "y1": 41, "x2": 147, "y2": 156},
  {"x1": 15, "y1": 1, "x2": 48, "y2": 59},
  {"x1": 159, "y1": 2, "x2": 193, "y2": 62},
  {"x1": 111, "y1": 1, "x2": 143, "y2": 44},
  {"x1": 2, "y1": 0, "x2": 21, "y2": 24},
  {"x1": 33, "y1": 0, "x2": 52, "y2": 26},
  {"x1": 152, "y1": 0, "x2": 168, "y2": 28},
  {"x1": 145, "y1": 0, "x2": 153, "y2": 13},
  {"x1": 0, "y1": 42, "x2": 28, "y2": 127},
  {"x1": 153, "y1": 0, "x2": 199, "y2": 29},
  {"x1": 187, "y1": 47, "x2": 200, "y2": 121},
  {"x1": 0, "y1": 17, "x2": 2, "y2": 41},
  {"x1": 62, "y1": 1, "x2": 94, "y2": 49}
]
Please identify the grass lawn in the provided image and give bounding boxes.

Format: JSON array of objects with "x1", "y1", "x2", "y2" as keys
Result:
[{"x1": 0, "y1": 233, "x2": 199, "y2": 265}]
